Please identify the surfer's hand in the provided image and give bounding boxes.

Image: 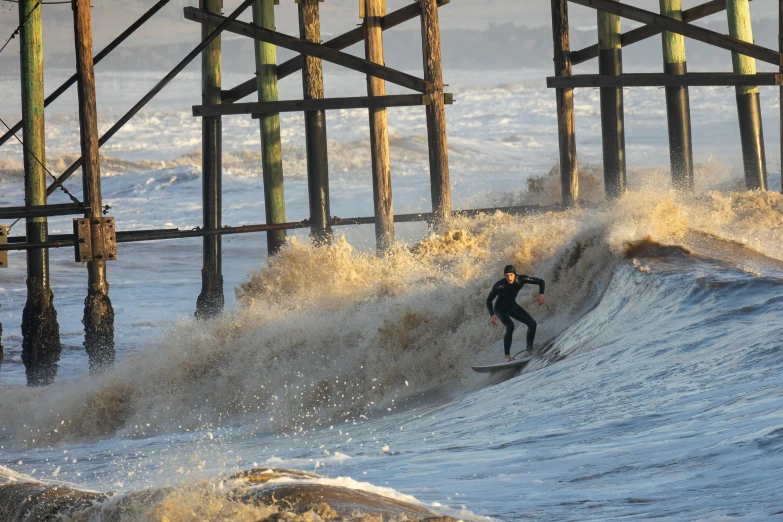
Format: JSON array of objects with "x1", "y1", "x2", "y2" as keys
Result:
[
  {"x1": 538, "y1": 294, "x2": 545, "y2": 306},
  {"x1": 490, "y1": 315, "x2": 498, "y2": 327}
]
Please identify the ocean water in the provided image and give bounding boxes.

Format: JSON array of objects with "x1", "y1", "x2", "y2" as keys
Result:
[{"x1": 1, "y1": 67, "x2": 783, "y2": 520}]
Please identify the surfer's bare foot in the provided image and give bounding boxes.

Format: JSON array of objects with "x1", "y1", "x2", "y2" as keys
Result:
[{"x1": 504, "y1": 355, "x2": 513, "y2": 362}]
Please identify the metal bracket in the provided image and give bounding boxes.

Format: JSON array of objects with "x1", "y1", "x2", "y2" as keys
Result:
[
  {"x1": 423, "y1": 92, "x2": 454, "y2": 105},
  {"x1": 0, "y1": 225, "x2": 7, "y2": 268},
  {"x1": 73, "y1": 217, "x2": 118, "y2": 263}
]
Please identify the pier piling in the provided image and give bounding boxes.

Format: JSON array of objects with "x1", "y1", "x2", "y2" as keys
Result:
[
  {"x1": 419, "y1": 0, "x2": 451, "y2": 223},
  {"x1": 195, "y1": 0, "x2": 225, "y2": 318},
  {"x1": 551, "y1": 0, "x2": 579, "y2": 207},
  {"x1": 660, "y1": 0, "x2": 694, "y2": 192},
  {"x1": 727, "y1": 0, "x2": 767, "y2": 190},
  {"x1": 598, "y1": 0, "x2": 627, "y2": 199},
  {"x1": 0, "y1": 225, "x2": 4, "y2": 368},
  {"x1": 19, "y1": 0, "x2": 61, "y2": 386},
  {"x1": 364, "y1": 0, "x2": 394, "y2": 251},
  {"x1": 299, "y1": 0, "x2": 332, "y2": 245},
  {"x1": 73, "y1": 0, "x2": 115, "y2": 373},
  {"x1": 253, "y1": 0, "x2": 287, "y2": 256}
]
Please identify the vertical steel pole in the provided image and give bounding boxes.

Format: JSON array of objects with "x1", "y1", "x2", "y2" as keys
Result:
[
  {"x1": 727, "y1": 0, "x2": 767, "y2": 190},
  {"x1": 551, "y1": 0, "x2": 579, "y2": 207},
  {"x1": 196, "y1": 0, "x2": 225, "y2": 318},
  {"x1": 19, "y1": 0, "x2": 61, "y2": 386},
  {"x1": 598, "y1": 0, "x2": 626, "y2": 199},
  {"x1": 299, "y1": 0, "x2": 331, "y2": 244},
  {"x1": 364, "y1": 0, "x2": 394, "y2": 251},
  {"x1": 253, "y1": 0, "x2": 287, "y2": 255},
  {"x1": 660, "y1": 0, "x2": 695, "y2": 192}
]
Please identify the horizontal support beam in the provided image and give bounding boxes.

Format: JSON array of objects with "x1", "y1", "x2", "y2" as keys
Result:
[
  {"x1": 193, "y1": 93, "x2": 453, "y2": 117},
  {"x1": 0, "y1": 204, "x2": 555, "y2": 252},
  {"x1": 223, "y1": 0, "x2": 450, "y2": 104},
  {"x1": 570, "y1": 0, "x2": 733, "y2": 66},
  {"x1": 569, "y1": 0, "x2": 782, "y2": 66},
  {"x1": 547, "y1": 72, "x2": 783, "y2": 88},
  {"x1": 184, "y1": 7, "x2": 433, "y2": 94},
  {"x1": 0, "y1": 203, "x2": 88, "y2": 220}
]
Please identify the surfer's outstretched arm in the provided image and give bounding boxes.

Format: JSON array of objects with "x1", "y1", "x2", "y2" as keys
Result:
[
  {"x1": 517, "y1": 275, "x2": 545, "y2": 295},
  {"x1": 519, "y1": 275, "x2": 545, "y2": 305}
]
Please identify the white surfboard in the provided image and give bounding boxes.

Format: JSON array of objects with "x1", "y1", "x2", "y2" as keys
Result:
[{"x1": 471, "y1": 355, "x2": 532, "y2": 373}]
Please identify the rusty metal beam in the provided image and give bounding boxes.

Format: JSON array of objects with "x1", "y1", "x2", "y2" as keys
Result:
[{"x1": 0, "y1": 204, "x2": 558, "y2": 252}]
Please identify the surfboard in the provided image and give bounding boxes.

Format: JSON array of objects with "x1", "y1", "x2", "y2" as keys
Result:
[{"x1": 471, "y1": 355, "x2": 532, "y2": 373}]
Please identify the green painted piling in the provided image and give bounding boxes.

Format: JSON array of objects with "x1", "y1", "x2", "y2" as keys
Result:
[
  {"x1": 19, "y1": 0, "x2": 61, "y2": 386},
  {"x1": 253, "y1": 0, "x2": 286, "y2": 256},
  {"x1": 195, "y1": 0, "x2": 225, "y2": 318},
  {"x1": 598, "y1": 0, "x2": 626, "y2": 199},
  {"x1": 727, "y1": 0, "x2": 767, "y2": 190},
  {"x1": 660, "y1": 0, "x2": 694, "y2": 191}
]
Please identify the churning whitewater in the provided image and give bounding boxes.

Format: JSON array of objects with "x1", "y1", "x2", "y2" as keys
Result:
[
  {"x1": 3, "y1": 179, "x2": 783, "y2": 519},
  {"x1": 2, "y1": 65, "x2": 783, "y2": 519}
]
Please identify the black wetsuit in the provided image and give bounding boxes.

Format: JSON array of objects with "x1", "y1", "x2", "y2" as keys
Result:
[{"x1": 486, "y1": 274, "x2": 545, "y2": 355}]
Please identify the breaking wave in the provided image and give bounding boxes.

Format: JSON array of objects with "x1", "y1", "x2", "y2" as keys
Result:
[{"x1": 2, "y1": 184, "x2": 783, "y2": 446}]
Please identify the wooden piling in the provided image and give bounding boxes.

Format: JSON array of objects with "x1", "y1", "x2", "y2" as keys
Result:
[
  {"x1": 0, "y1": 225, "x2": 4, "y2": 369},
  {"x1": 727, "y1": 0, "x2": 767, "y2": 190},
  {"x1": 419, "y1": 0, "x2": 451, "y2": 223},
  {"x1": 598, "y1": 0, "x2": 626, "y2": 199},
  {"x1": 298, "y1": 0, "x2": 332, "y2": 244},
  {"x1": 19, "y1": 0, "x2": 61, "y2": 386},
  {"x1": 363, "y1": 0, "x2": 394, "y2": 251},
  {"x1": 253, "y1": 0, "x2": 286, "y2": 256},
  {"x1": 779, "y1": 0, "x2": 782, "y2": 193},
  {"x1": 195, "y1": 0, "x2": 225, "y2": 318},
  {"x1": 660, "y1": 0, "x2": 694, "y2": 192},
  {"x1": 73, "y1": 0, "x2": 115, "y2": 372},
  {"x1": 550, "y1": 0, "x2": 578, "y2": 208}
]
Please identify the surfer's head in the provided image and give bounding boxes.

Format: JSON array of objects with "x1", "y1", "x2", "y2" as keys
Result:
[{"x1": 504, "y1": 265, "x2": 516, "y2": 283}]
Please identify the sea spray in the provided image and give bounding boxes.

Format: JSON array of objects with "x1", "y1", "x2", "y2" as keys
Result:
[{"x1": 2, "y1": 186, "x2": 783, "y2": 445}]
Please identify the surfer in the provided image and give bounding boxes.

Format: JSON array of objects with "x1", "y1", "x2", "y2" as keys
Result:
[{"x1": 486, "y1": 265, "x2": 545, "y2": 362}]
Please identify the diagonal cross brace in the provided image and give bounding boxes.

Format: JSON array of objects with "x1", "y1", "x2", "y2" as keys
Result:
[
  {"x1": 570, "y1": 0, "x2": 740, "y2": 66},
  {"x1": 0, "y1": 0, "x2": 173, "y2": 149},
  {"x1": 569, "y1": 0, "x2": 782, "y2": 66},
  {"x1": 45, "y1": 0, "x2": 256, "y2": 196},
  {"x1": 222, "y1": 0, "x2": 450, "y2": 103},
  {"x1": 183, "y1": 7, "x2": 433, "y2": 94}
]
